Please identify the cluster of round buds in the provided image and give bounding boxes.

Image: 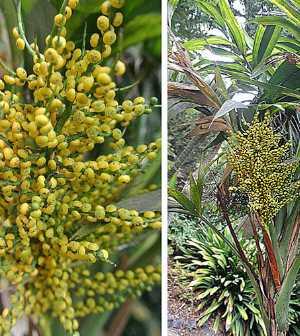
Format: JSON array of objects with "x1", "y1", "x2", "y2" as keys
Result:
[
  {"x1": 227, "y1": 114, "x2": 299, "y2": 224},
  {"x1": 0, "y1": 0, "x2": 161, "y2": 333}
]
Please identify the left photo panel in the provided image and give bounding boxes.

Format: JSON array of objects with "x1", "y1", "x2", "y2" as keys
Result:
[{"x1": 0, "y1": 1, "x2": 161, "y2": 335}]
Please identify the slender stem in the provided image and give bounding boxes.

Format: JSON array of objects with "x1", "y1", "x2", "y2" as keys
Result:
[
  {"x1": 216, "y1": 187, "x2": 255, "y2": 276},
  {"x1": 106, "y1": 300, "x2": 132, "y2": 336},
  {"x1": 17, "y1": 0, "x2": 35, "y2": 56},
  {"x1": 0, "y1": 0, "x2": 23, "y2": 68},
  {"x1": 116, "y1": 80, "x2": 140, "y2": 92},
  {"x1": 249, "y1": 213, "x2": 265, "y2": 283},
  {"x1": 269, "y1": 222, "x2": 284, "y2": 279},
  {"x1": 216, "y1": 189, "x2": 272, "y2": 327},
  {"x1": 256, "y1": 214, "x2": 282, "y2": 291},
  {"x1": 0, "y1": 59, "x2": 15, "y2": 75},
  {"x1": 81, "y1": 22, "x2": 88, "y2": 56},
  {"x1": 48, "y1": 0, "x2": 69, "y2": 45}
]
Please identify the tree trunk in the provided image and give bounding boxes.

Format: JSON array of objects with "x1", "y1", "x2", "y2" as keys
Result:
[
  {"x1": 267, "y1": 297, "x2": 287, "y2": 336},
  {"x1": 270, "y1": 318, "x2": 287, "y2": 336}
]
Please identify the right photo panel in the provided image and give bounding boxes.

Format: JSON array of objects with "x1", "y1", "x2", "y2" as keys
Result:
[{"x1": 168, "y1": 1, "x2": 300, "y2": 336}]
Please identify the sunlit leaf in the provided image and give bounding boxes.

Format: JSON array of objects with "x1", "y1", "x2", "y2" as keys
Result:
[
  {"x1": 253, "y1": 16, "x2": 300, "y2": 39},
  {"x1": 218, "y1": 0, "x2": 247, "y2": 55},
  {"x1": 276, "y1": 37, "x2": 300, "y2": 53},
  {"x1": 213, "y1": 100, "x2": 248, "y2": 121},
  {"x1": 116, "y1": 190, "x2": 161, "y2": 212},
  {"x1": 252, "y1": 25, "x2": 282, "y2": 66},
  {"x1": 169, "y1": 189, "x2": 197, "y2": 215},
  {"x1": 269, "y1": 0, "x2": 300, "y2": 25},
  {"x1": 269, "y1": 61, "x2": 300, "y2": 89},
  {"x1": 195, "y1": 0, "x2": 226, "y2": 29},
  {"x1": 183, "y1": 36, "x2": 232, "y2": 51},
  {"x1": 189, "y1": 174, "x2": 202, "y2": 213}
]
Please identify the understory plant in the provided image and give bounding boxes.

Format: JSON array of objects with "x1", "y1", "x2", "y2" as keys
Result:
[
  {"x1": 0, "y1": 0, "x2": 161, "y2": 334},
  {"x1": 176, "y1": 228, "x2": 266, "y2": 336}
]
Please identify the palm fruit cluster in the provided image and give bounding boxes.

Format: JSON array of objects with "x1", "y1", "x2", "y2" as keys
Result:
[
  {"x1": 0, "y1": 0, "x2": 161, "y2": 334},
  {"x1": 227, "y1": 114, "x2": 299, "y2": 224}
]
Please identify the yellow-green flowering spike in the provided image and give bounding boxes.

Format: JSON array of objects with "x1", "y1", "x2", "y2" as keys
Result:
[{"x1": 227, "y1": 114, "x2": 299, "y2": 224}]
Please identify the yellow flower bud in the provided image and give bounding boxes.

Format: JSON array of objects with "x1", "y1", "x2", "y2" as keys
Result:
[
  {"x1": 16, "y1": 38, "x2": 25, "y2": 50},
  {"x1": 106, "y1": 204, "x2": 116, "y2": 212},
  {"x1": 90, "y1": 33, "x2": 100, "y2": 48},
  {"x1": 97, "y1": 16, "x2": 110, "y2": 31},
  {"x1": 102, "y1": 44, "x2": 112, "y2": 58},
  {"x1": 40, "y1": 122, "x2": 53, "y2": 135},
  {"x1": 35, "y1": 135, "x2": 49, "y2": 147},
  {"x1": 110, "y1": 0, "x2": 125, "y2": 8},
  {"x1": 100, "y1": 1, "x2": 111, "y2": 15},
  {"x1": 3, "y1": 148, "x2": 14, "y2": 160},
  {"x1": 12, "y1": 27, "x2": 19, "y2": 39},
  {"x1": 68, "y1": 0, "x2": 79, "y2": 9},
  {"x1": 20, "y1": 203, "x2": 30, "y2": 215},
  {"x1": 54, "y1": 14, "x2": 66, "y2": 27},
  {"x1": 2, "y1": 308, "x2": 9, "y2": 318},
  {"x1": 45, "y1": 48, "x2": 59, "y2": 64},
  {"x1": 103, "y1": 31, "x2": 116, "y2": 45},
  {"x1": 35, "y1": 115, "x2": 49, "y2": 127},
  {"x1": 0, "y1": 120, "x2": 11, "y2": 129},
  {"x1": 115, "y1": 60, "x2": 126, "y2": 76},
  {"x1": 86, "y1": 50, "x2": 102, "y2": 63},
  {"x1": 113, "y1": 12, "x2": 123, "y2": 27},
  {"x1": 118, "y1": 175, "x2": 131, "y2": 184},
  {"x1": 87, "y1": 243, "x2": 99, "y2": 251},
  {"x1": 95, "y1": 205, "x2": 105, "y2": 219},
  {"x1": 143, "y1": 211, "x2": 156, "y2": 219},
  {"x1": 64, "y1": 6, "x2": 72, "y2": 20},
  {"x1": 100, "y1": 249, "x2": 109, "y2": 260},
  {"x1": 64, "y1": 88, "x2": 75, "y2": 102},
  {"x1": 48, "y1": 159, "x2": 57, "y2": 170},
  {"x1": 150, "y1": 221, "x2": 161, "y2": 229},
  {"x1": 16, "y1": 67, "x2": 27, "y2": 80},
  {"x1": 45, "y1": 228, "x2": 54, "y2": 238},
  {"x1": 4, "y1": 75, "x2": 16, "y2": 85},
  {"x1": 96, "y1": 73, "x2": 111, "y2": 85},
  {"x1": 137, "y1": 144, "x2": 147, "y2": 153},
  {"x1": 66, "y1": 41, "x2": 75, "y2": 51},
  {"x1": 49, "y1": 99, "x2": 63, "y2": 112},
  {"x1": 147, "y1": 152, "x2": 157, "y2": 160}
]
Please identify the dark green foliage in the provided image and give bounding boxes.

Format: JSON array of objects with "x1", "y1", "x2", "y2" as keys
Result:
[
  {"x1": 169, "y1": 214, "x2": 199, "y2": 251},
  {"x1": 171, "y1": 0, "x2": 213, "y2": 39},
  {"x1": 176, "y1": 228, "x2": 266, "y2": 335},
  {"x1": 171, "y1": 0, "x2": 275, "y2": 39}
]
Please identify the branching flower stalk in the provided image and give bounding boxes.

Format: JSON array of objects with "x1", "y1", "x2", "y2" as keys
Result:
[{"x1": 0, "y1": 0, "x2": 161, "y2": 334}]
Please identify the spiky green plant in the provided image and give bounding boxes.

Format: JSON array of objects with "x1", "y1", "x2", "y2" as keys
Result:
[{"x1": 176, "y1": 228, "x2": 267, "y2": 336}]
